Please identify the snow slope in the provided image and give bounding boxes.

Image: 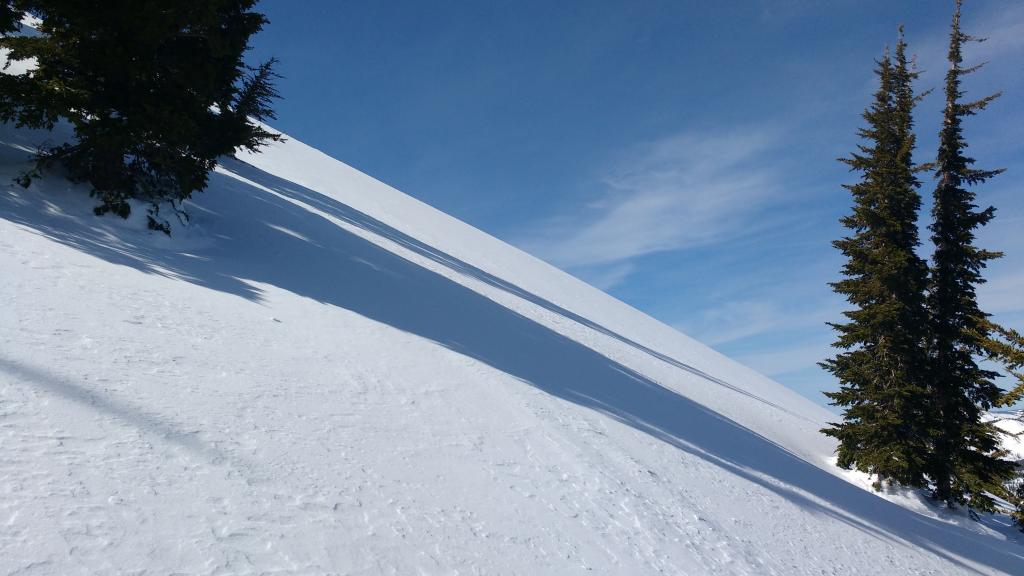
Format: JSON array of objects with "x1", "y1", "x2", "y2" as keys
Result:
[
  {"x1": 990, "y1": 411, "x2": 1024, "y2": 462},
  {"x1": 2, "y1": 121, "x2": 1023, "y2": 575}
]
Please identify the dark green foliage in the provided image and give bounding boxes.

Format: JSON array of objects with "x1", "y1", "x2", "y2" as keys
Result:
[
  {"x1": 962, "y1": 317, "x2": 1019, "y2": 516},
  {"x1": 924, "y1": 0, "x2": 1016, "y2": 511},
  {"x1": 978, "y1": 321, "x2": 1024, "y2": 408},
  {"x1": 0, "y1": 0, "x2": 280, "y2": 233},
  {"x1": 972, "y1": 322, "x2": 1023, "y2": 521},
  {"x1": 1014, "y1": 480, "x2": 1024, "y2": 531},
  {"x1": 0, "y1": 2, "x2": 19, "y2": 34},
  {"x1": 822, "y1": 32, "x2": 932, "y2": 490}
]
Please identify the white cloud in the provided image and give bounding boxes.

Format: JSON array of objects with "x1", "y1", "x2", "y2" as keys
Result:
[
  {"x1": 965, "y1": 3, "x2": 1024, "y2": 63},
  {"x1": 522, "y1": 128, "x2": 785, "y2": 275},
  {"x1": 575, "y1": 262, "x2": 636, "y2": 291},
  {"x1": 913, "y1": 2, "x2": 1024, "y2": 86},
  {"x1": 681, "y1": 298, "x2": 838, "y2": 347},
  {"x1": 690, "y1": 300, "x2": 788, "y2": 346},
  {"x1": 736, "y1": 341, "x2": 831, "y2": 378}
]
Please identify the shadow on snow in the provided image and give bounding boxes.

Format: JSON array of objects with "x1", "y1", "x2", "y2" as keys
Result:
[{"x1": 1, "y1": 139, "x2": 1021, "y2": 573}]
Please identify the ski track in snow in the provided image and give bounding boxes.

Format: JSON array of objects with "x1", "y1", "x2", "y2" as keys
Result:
[{"x1": 2, "y1": 123, "x2": 1023, "y2": 575}]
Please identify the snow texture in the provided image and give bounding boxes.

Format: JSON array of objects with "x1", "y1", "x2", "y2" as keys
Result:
[{"x1": 2, "y1": 120, "x2": 1023, "y2": 575}]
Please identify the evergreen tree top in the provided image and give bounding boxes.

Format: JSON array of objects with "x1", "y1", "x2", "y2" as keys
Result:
[
  {"x1": 0, "y1": 0, "x2": 281, "y2": 233},
  {"x1": 823, "y1": 29, "x2": 931, "y2": 490}
]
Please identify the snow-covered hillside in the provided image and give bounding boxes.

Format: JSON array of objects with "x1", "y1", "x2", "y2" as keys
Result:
[
  {"x1": 2, "y1": 121, "x2": 1022, "y2": 575},
  {"x1": 990, "y1": 411, "x2": 1024, "y2": 462}
]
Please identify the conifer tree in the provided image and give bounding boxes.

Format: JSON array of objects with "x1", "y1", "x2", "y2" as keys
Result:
[
  {"x1": 975, "y1": 321, "x2": 1024, "y2": 527},
  {"x1": 976, "y1": 321, "x2": 1024, "y2": 406},
  {"x1": 1011, "y1": 476, "x2": 1024, "y2": 531},
  {"x1": 925, "y1": 0, "x2": 1017, "y2": 510},
  {"x1": 0, "y1": 1, "x2": 281, "y2": 233},
  {"x1": 822, "y1": 32, "x2": 932, "y2": 489},
  {"x1": 0, "y1": 2, "x2": 19, "y2": 34}
]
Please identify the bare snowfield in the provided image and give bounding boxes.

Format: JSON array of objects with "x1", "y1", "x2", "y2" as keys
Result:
[{"x1": 2, "y1": 122, "x2": 1022, "y2": 575}]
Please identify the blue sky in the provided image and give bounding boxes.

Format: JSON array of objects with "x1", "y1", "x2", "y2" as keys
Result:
[{"x1": 248, "y1": 0, "x2": 1024, "y2": 408}]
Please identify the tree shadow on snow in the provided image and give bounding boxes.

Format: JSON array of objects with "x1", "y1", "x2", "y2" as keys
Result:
[
  {"x1": 0, "y1": 356, "x2": 241, "y2": 468},
  {"x1": 1, "y1": 142, "x2": 1021, "y2": 573}
]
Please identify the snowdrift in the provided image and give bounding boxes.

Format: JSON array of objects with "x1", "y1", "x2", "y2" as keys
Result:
[{"x1": 2, "y1": 122, "x2": 1022, "y2": 575}]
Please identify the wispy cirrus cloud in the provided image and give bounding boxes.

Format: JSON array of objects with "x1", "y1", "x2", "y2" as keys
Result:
[
  {"x1": 954, "y1": 1, "x2": 1024, "y2": 64},
  {"x1": 520, "y1": 128, "x2": 787, "y2": 285},
  {"x1": 582, "y1": 262, "x2": 636, "y2": 292},
  {"x1": 681, "y1": 298, "x2": 840, "y2": 348},
  {"x1": 913, "y1": 1, "x2": 1024, "y2": 84},
  {"x1": 687, "y1": 300, "x2": 790, "y2": 346},
  {"x1": 736, "y1": 341, "x2": 832, "y2": 380}
]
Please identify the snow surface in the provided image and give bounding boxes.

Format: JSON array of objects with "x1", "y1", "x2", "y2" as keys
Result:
[
  {"x1": 2, "y1": 119, "x2": 1023, "y2": 575},
  {"x1": 990, "y1": 411, "x2": 1024, "y2": 462},
  {"x1": 0, "y1": 16, "x2": 41, "y2": 76}
]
